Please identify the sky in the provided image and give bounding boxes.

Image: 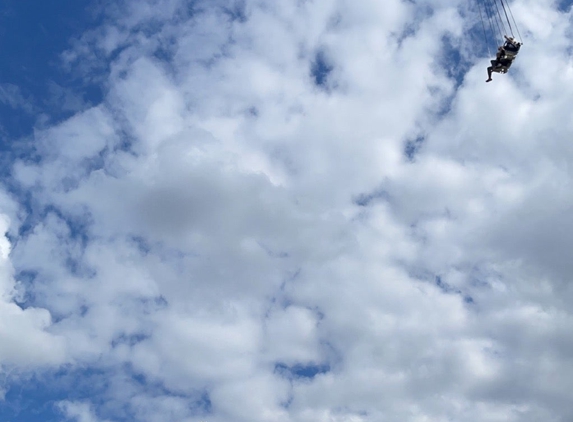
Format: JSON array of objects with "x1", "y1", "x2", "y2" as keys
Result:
[{"x1": 1, "y1": 0, "x2": 573, "y2": 421}]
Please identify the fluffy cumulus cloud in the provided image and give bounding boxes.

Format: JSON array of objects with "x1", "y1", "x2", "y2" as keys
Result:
[
  {"x1": 0, "y1": 209, "x2": 66, "y2": 368},
  {"x1": 2, "y1": 0, "x2": 573, "y2": 421}
]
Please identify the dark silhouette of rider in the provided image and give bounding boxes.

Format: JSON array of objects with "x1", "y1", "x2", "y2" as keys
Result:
[
  {"x1": 486, "y1": 47, "x2": 512, "y2": 82},
  {"x1": 486, "y1": 36, "x2": 522, "y2": 83}
]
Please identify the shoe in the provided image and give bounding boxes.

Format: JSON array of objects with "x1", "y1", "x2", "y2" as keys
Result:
[{"x1": 486, "y1": 78, "x2": 492, "y2": 82}]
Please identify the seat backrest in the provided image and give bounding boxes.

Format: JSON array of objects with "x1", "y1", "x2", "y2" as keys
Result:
[{"x1": 504, "y1": 50, "x2": 517, "y2": 60}]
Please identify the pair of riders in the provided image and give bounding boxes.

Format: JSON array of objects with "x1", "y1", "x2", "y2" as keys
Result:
[{"x1": 486, "y1": 36, "x2": 522, "y2": 82}]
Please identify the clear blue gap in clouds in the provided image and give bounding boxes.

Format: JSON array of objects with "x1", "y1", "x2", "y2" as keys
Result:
[
  {"x1": 435, "y1": 276, "x2": 475, "y2": 305},
  {"x1": 0, "y1": 0, "x2": 103, "y2": 144},
  {"x1": 403, "y1": 135, "x2": 425, "y2": 162},
  {"x1": 310, "y1": 50, "x2": 333, "y2": 88},
  {"x1": 0, "y1": 368, "x2": 110, "y2": 422},
  {"x1": 353, "y1": 188, "x2": 390, "y2": 207},
  {"x1": 557, "y1": 0, "x2": 573, "y2": 12},
  {"x1": 274, "y1": 362, "x2": 331, "y2": 379},
  {"x1": 0, "y1": 365, "x2": 212, "y2": 422}
]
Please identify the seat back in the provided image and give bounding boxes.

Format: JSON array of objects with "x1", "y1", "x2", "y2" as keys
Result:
[{"x1": 504, "y1": 50, "x2": 518, "y2": 60}]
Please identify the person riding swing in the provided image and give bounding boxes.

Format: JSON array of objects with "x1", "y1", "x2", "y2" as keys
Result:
[{"x1": 486, "y1": 36, "x2": 522, "y2": 83}]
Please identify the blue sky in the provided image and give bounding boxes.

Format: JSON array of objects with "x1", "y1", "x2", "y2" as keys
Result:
[
  {"x1": 0, "y1": 0, "x2": 102, "y2": 143},
  {"x1": 0, "y1": 368, "x2": 104, "y2": 422},
  {"x1": 0, "y1": 2, "x2": 103, "y2": 420},
  {"x1": 2, "y1": 1, "x2": 573, "y2": 422}
]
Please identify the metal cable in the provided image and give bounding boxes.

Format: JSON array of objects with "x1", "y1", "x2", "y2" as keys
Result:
[
  {"x1": 495, "y1": 0, "x2": 509, "y2": 40},
  {"x1": 499, "y1": 0, "x2": 515, "y2": 37},
  {"x1": 487, "y1": 0, "x2": 504, "y2": 45},
  {"x1": 478, "y1": 1, "x2": 492, "y2": 56},
  {"x1": 506, "y1": 0, "x2": 523, "y2": 42}
]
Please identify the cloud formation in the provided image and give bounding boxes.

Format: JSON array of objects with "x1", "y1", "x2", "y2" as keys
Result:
[{"x1": 2, "y1": 0, "x2": 573, "y2": 421}]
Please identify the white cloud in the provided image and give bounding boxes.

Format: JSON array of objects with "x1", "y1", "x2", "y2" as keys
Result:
[
  {"x1": 263, "y1": 305, "x2": 322, "y2": 365},
  {"x1": 0, "y1": 83, "x2": 35, "y2": 113},
  {"x1": 58, "y1": 401, "x2": 111, "y2": 422},
  {"x1": 0, "y1": 214, "x2": 66, "y2": 368},
  {"x1": 3, "y1": 0, "x2": 573, "y2": 421}
]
